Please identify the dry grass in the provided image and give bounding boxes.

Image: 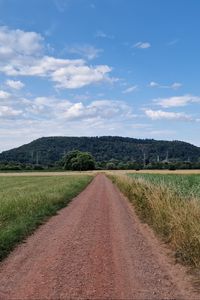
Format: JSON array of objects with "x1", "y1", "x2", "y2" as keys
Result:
[
  {"x1": 0, "y1": 171, "x2": 95, "y2": 177},
  {"x1": 109, "y1": 174, "x2": 200, "y2": 267},
  {"x1": 0, "y1": 169, "x2": 200, "y2": 177},
  {"x1": 108, "y1": 169, "x2": 200, "y2": 175}
]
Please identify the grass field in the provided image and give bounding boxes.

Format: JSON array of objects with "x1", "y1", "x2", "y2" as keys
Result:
[
  {"x1": 128, "y1": 173, "x2": 200, "y2": 199},
  {"x1": 0, "y1": 175, "x2": 92, "y2": 260},
  {"x1": 109, "y1": 172, "x2": 200, "y2": 267}
]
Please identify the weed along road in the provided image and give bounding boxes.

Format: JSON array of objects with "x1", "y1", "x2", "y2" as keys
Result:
[{"x1": 0, "y1": 175, "x2": 196, "y2": 299}]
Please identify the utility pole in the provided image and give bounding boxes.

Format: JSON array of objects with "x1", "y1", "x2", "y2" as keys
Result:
[
  {"x1": 36, "y1": 151, "x2": 39, "y2": 165},
  {"x1": 140, "y1": 145, "x2": 147, "y2": 169},
  {"x1": 165, "y1": 150, "x2": 169, "y2": 163},
  {"x1": 143, "y1": 152, "x2": 146, "y2": 168},
  {"x1": 30, "y1": 150, "x2": 34, "y2": 163},
  {"x1": 141, "y1": 148, "x2": 146, "y2": 168}
]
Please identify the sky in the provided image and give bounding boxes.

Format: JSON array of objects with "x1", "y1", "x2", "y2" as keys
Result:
[{"x1": 0, "y1": 0, "x2": 200, "y2": 152}]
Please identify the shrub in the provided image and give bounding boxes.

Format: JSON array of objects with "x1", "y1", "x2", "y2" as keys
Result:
[{"x1": 62, "y1": 150, "x2": 95, "y2": 171}]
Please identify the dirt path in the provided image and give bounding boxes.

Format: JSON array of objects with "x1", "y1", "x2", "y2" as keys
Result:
[{"x1": 0, "y1": 174, "x2": 197, "y2": 299}]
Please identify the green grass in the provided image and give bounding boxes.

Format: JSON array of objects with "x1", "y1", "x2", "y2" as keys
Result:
[
  {"x1": 0, "y1": 175, "x2": 92, "y2": 260},
  {"x1": 109, "y1": 173, "x2": 200, "y2": 267},
  {"x1": 128, "y1": 173, "x2": 200, "y2": 199}
]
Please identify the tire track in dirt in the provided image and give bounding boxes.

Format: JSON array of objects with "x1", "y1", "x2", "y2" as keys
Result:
[{"x1": 0, "y1": 174, "x2": 197, "y2": 299}]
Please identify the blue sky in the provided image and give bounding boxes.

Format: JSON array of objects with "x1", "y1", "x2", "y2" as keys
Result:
[{"x1": 0, "y1": 0, "x2": 200, "y2": 151}]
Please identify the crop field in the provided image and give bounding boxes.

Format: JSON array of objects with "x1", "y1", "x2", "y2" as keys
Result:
[
  {"x1": 0, "y1": 175, "x2": 92, "y2": 260},
  {"x1": 128, "y1": 173, "x2": 200, "y2": 199},
  {"x1": 109, "y1": 172, "x2": 200, "y2": 267},
  {"x1": 112, "y1": 169, "x2": 200, "y2": 175}
]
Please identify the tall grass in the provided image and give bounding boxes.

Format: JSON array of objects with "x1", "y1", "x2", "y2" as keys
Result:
[
  {"x1": 109, "y1": 174, "x2": 200, "y2": 267},
  {"x1": 128, "y1": 173, "x2": 200, "y2": 199},
  {"x1": 0, "y1": 175, "x2": 92, "y2": 260}
]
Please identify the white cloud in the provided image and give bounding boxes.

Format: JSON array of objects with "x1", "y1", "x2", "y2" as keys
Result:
[
  {"x1": 95, "y1": 30, "x2": 114, "y2": 39},
  {"x1": 6, "y1": 93, "x2": 135, "y2": 123},
  {"x1": 0, "y1": 26, "x2": 114, "y2": 89},
  {"x1": 171, "y1": 82, "x2": 182, "y2": 89},
  {"x1": 0, "y1": 90, "x2": 10, "y2": 100},
  {"x1": 52, "y1": 63, "x2": 112, "y2": 89},
  {"x1": 149, "y1": 129, "x2": 176, "y2": 136},
  {"x1": 149, "y1": 81, "x2": 159, "y2": 87},
  {"x1": 6, "y1": 79, "x2": 24, "y2": 90},
  {"x1": 134, "y1": 42, "x2": 151, "y2": 49},
  {"x1": 0, "y1": 26, "x2": 43, "y2": 59},
  {"x1": 0, "y1": 55, "x2": 112, "y2": 89},
  {"x1": 0, "y1": 94, "x2": 140, "y2": 152},
  {"x1": 67, "y1": 44, "x2": 103, "y2": 60},
  {"x1": 0, "y1": 105, "x2": 22, "y2": 117},
  {"x1": 145, "y1": 109, "x2": 192, "y2": 121},
  {"x1": 43, "y1": 98, "x2": 134, "y2": 121},
  {"x1": 148, "y1": 81, "x2": 182, "y2": 89},
  {"x1": 155, "y1": 95, "x2": 200, "y2": 108},
  {"x1": 123, "y1": 85, "x2": 138, "y2": 93}
]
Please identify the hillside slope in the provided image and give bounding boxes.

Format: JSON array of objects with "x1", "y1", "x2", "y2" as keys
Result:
[{"x1": 0, "y1": 136, "x2": 200, "y2": 165}]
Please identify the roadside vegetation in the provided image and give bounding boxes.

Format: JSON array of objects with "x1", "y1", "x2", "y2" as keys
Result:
[
  {"x1": 0, "y1": 175, "x2": 92, "y2": 260},
  {"x1": 109, "y1": 173, "x2": 200, "y2": 267},
  {"x1": 128, "y1": 173, "x2": 200, "y2": 198}
]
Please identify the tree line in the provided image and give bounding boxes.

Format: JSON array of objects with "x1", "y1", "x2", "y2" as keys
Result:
[{"x1": 1, "y1": 150, "x2": 200, "y2": 171}]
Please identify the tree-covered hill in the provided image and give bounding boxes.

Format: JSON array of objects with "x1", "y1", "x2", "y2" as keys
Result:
[{"x1": 0, "y1": 136, "x2": 200, "y2": 165}]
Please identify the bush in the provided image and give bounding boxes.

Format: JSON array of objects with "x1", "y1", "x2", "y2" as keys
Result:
[{"x1": 62, "y1": 150, "x2": 95, "y2": 171}]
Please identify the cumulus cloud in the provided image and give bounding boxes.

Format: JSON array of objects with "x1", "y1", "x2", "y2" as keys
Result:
[
  {"x1": 145, "y1": 109, "x2": 192, "y2": 121},
  {"x1": 133, "y1": 42, "x2": 151, "y2": 49},
  {"x1": 0, "y1": 93, "x2": 140, "y2": 151},
  {"x1": 22, "y1": 96, "x2": 134, "y2": 121},
  {"x1": 67, "y1": 44, "x2": 103, "y2": 60},
  {"x1": 3, "y1": 92, "x2": 135, "y2": 125},
  {"x1": 154, "y1": 95, "x2": 200, "y2": 108},
  {"x1": 61, "y1": 100, "x2": 134, "y2": 121},
  {"x1": 148, "y1": 81, "x2": 182, "y2": 89},
  {"x1": 6, "y1": 79, "x2": 24, "y2": 90},
  {"x1": 0, "y1": 26, "x2": 114, "y2": 89},
  {"x1": 52, "y1": 63, "x2": 112, "y2": 89},
  {"x1": 0, "y1": 26, "x2": 43, "y2": 59}
]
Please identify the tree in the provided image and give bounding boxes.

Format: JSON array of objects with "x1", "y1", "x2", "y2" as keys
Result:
[
  {"x1": 106, "y1": 162, "x2": 117, "y2": 170},
  {"x1": 62, "y1": 150, "x2": 95, "y2": 171}
]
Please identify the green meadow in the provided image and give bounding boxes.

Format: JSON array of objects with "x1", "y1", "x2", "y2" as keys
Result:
[{"x1": 0, "y1": 175, "x2": 92, "y2": 260}]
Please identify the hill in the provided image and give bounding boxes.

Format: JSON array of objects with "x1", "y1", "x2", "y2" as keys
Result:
[{"x1": 0, "y1": 136, "x2": 200, "y2": 166}]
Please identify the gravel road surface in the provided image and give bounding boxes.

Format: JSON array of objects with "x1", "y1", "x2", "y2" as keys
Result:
[{"x1": 0, "y1": 174, "x2": 197, "y2": 299}]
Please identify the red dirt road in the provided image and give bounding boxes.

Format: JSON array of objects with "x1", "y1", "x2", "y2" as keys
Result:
[{"x1": 0, "y1": 174, "x2": 197, "y2": 299}]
